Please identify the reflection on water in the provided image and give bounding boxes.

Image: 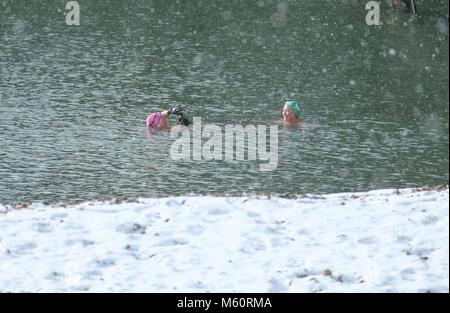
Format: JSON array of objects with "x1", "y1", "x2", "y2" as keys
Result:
[{"x1": 0, "y1": 1, "x2": 448, "y2": 204}]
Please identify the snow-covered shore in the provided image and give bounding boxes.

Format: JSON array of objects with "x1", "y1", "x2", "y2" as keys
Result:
[{"x1": 0, "y1": 187, "x2": 448, "y2": 293}]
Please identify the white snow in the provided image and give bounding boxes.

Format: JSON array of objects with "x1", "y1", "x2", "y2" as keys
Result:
[{"x1": 0, "y1": 187, "x2": 448, "y2": 293}]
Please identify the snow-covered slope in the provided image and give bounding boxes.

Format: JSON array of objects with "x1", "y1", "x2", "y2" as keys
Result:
[{"x1": 0, "y1": 187, "x2": 448, "y2": 292}]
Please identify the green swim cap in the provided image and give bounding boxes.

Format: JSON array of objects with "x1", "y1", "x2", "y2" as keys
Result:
[{"x1": 286, "y1": 100, "x2": 302, "y2": 118}]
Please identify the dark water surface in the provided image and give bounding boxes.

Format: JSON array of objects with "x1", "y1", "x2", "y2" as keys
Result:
[{"x1": 0, "y1": 1, "x2": 448, "y2": 204}]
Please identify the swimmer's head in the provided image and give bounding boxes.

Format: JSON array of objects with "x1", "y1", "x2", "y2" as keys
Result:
[
  {"x1": 285, "y1": 100, "x2": 302, "y2": 118},
  {"x1": 283, "y1": 100, "x2": 302, "y2": 123}
]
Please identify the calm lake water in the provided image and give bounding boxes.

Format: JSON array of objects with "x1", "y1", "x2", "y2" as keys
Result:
[{"x1": 0, "y1": 1, "x2": 448, "y2": 204}]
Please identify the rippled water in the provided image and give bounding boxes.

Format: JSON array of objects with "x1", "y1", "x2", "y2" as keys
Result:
[{"x1": 0, "y1": 1, "x2": 448, "y2": 204}]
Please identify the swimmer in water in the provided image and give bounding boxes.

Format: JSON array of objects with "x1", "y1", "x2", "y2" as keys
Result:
[
  {"x1": 146, "y1": 104, "x2": 185, "y2": 130},
  {"x1": 282, "y1": 100, "x2": 303, "y2": 126}
]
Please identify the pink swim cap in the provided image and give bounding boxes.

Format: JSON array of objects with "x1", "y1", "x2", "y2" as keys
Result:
[{"x1": 146, "y1": 112, "x2": 162, "y2": 129}]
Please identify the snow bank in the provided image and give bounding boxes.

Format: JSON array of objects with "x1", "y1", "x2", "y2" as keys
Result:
[{"x1": 0, "y1": 187, "x2": 448, "y2": 292}]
